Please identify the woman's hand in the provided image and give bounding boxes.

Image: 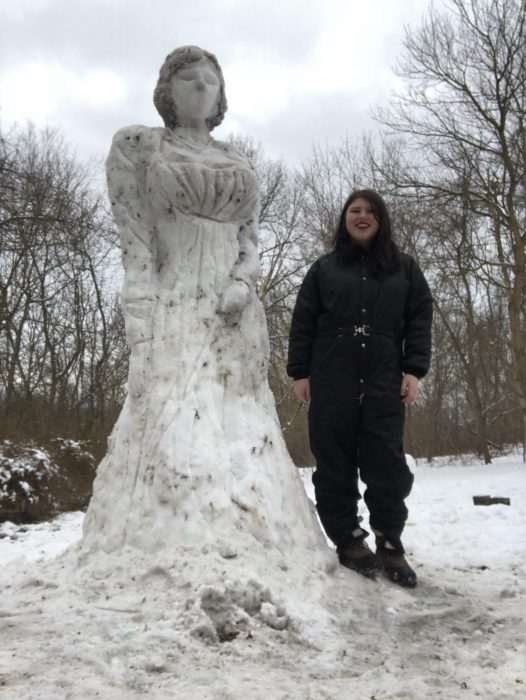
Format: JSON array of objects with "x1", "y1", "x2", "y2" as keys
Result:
[
  {"x1": 294, "y1": 378, "x2": 311, "y2": 402},
  {"x1": 401, "y1": 374, "x2": 419, "y2": 404}
]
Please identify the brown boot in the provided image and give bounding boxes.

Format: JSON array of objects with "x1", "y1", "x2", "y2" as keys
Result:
[
  {"x1": 376, "y1": 538, "x2": 417, "y2": 588},
  {"x1": 336, "y1": 528, "x2": 379, "y2": 577}
]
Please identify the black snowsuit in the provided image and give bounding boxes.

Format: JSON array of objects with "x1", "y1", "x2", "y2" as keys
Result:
[{"x1": 287, "y1": 248, "x2": 433, "y2": 551}]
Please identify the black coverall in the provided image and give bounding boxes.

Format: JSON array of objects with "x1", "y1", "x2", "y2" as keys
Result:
[{"x1": 287, "y1": 249, "x2": 433, "y2": 551}]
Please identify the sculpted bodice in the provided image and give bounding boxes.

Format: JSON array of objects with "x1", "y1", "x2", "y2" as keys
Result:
[
  {"x1": 147, "y1": 133, "x2": 259, "y2": 223},
  {"x1": 107, "y1": 125, "x2": 261, "y2": 323}
]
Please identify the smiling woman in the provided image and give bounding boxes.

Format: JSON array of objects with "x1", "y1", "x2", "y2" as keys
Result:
[
  {"x1": 345, "y1": 197, "x2": 380, "y2": 247},
  {"x1": 288, "y1": 188, "x2": 433, "y2": 587}
]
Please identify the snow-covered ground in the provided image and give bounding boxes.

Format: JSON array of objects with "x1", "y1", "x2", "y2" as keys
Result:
[{"x1": 0, "y1": 453, "x2": 524, "y2": 699}]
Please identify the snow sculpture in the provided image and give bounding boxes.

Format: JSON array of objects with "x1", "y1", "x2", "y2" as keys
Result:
[{"x1": 81, "y1": 46, "x2": 325, "y2": 557}]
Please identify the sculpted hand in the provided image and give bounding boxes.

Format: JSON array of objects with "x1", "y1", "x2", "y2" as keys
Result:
[
  {"x1": 217, "y1": 280, "x2": 250, "y2": 317},
  {"x1": 294, "y1": 378, "x2": 311, "y2": 402},
  {"x1": 401, "y1": 374, "x2": 419, "y2": 404}
]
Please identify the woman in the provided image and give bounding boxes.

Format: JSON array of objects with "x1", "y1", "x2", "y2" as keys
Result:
[
  {"x1": 287, "y1": 190, "x2": 433, "y2": 586},
  {"x1": 82, "y1": 46, "x2": 324, "y2": 556}
]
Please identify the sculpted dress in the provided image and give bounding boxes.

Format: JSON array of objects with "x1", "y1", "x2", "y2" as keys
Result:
[{"x1": 82, "y1": 126, "x2": 322, "y2": 554}]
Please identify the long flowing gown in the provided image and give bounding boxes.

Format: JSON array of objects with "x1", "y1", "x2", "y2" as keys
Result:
[{"x1": 81, "y1": 126, "x2": 324, "y2": 555}]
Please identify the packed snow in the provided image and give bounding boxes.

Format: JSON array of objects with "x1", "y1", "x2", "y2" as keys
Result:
[
  {"x1": 0, "y1": 452, "x2": 524, "y2": 699},
  {"x1": 0, "y1": 443, "x2": 56, "y2": 506}
]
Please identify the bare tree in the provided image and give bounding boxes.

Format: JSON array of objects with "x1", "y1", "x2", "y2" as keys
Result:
[
  {"x1": 375, "y1": 0, "x2": 526, "y2": 457},
  {"x1": 0, "y1": 124, "x2": 126, "y2": 443}
]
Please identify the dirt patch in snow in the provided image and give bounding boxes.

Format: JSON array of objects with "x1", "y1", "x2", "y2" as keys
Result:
[{"x1": 0, "y1": 439, "x2": 96, "y2": 523}]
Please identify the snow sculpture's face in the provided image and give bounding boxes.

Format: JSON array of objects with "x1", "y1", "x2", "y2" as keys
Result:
[
  {"x1": 170, "y1": 58, "x2": 221, "y2": 126},
  {"x1": 345, "y1": 197, "x2": 380, "y2": 248}
]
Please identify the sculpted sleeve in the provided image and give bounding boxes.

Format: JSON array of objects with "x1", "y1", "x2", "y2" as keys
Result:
[
  {"x1": 230, "y1": 149, "x2": 261, "y2": 289},
  {"x1": 402, "y1": 258, "x2": 433, "y2": 378},
  {"x1": 287, "y1": 261, "x2": 324, "y2": 380},
  {"x1": 106, "y1": 126, "x2": 158, "y2": 346},
  {"x1": 215, "y1": 144, "x2": 261, "y2": 322}
]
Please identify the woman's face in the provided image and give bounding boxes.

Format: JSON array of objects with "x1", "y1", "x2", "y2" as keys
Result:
[
  {"x1": 345, "y1": 197, "x2": 380, "y2": 248},
  {"x1": 170, "y1": 57, "x2": 220, "y2": 125}
]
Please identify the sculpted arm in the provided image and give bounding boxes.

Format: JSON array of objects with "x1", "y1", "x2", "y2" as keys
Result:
[
  {"x1": 217, "y1": 197, "x2": 261, "y2": 321},
  {"x1": 106, "y1": 126, "x2": 157, "y2": 346},
  {"x1": 233, "y1": 216, "x2": 261, "y2": 288}
]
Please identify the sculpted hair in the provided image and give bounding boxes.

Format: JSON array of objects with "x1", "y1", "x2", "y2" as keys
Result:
[
  {"x1": 332, "y1": 189, "x2": 401, "y2": 275},
  {"x1": 153, "y1": 45, "x2": 227, "y2": 130}
]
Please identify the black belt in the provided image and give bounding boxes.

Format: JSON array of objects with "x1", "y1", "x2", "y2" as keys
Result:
[{"x1": 317, "y1": 324, "x2": 397, "y2": 404}]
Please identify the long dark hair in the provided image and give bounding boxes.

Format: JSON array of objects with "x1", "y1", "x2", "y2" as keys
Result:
[{"x1": 332, "y1": 189, "x2": 401, "y2": 276}]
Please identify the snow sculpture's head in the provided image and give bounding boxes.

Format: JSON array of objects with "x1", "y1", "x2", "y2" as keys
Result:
[{"x1": 154, "y1": 45, "x2": 227, "y2": 131}]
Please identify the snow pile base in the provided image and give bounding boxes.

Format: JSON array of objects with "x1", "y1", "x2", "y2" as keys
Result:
[{"x1": 0, "y1": 454, "x2": 525, "y2": 699}]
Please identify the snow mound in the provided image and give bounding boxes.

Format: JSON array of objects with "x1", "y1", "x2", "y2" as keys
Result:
[
  {"x1": 0, "y1": 454, "x2": 524, "y2": 699},
  {"x1": 0, "y1": 439, "x2": 97, "y2": 523}
]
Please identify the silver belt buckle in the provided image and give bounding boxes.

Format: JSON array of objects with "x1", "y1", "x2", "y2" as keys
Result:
[{"x1": 353, "y1": 324, "x2": 370, "y2": 337}]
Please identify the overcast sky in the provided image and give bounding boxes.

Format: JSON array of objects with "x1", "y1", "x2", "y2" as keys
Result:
[{"x1": 0, "y1": 0, "x2": 437, "y2": 170}]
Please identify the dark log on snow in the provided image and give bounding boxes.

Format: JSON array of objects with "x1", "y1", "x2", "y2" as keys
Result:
[{"x1": 473, "y1": 495, "x2": 511, "y2": 506}]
